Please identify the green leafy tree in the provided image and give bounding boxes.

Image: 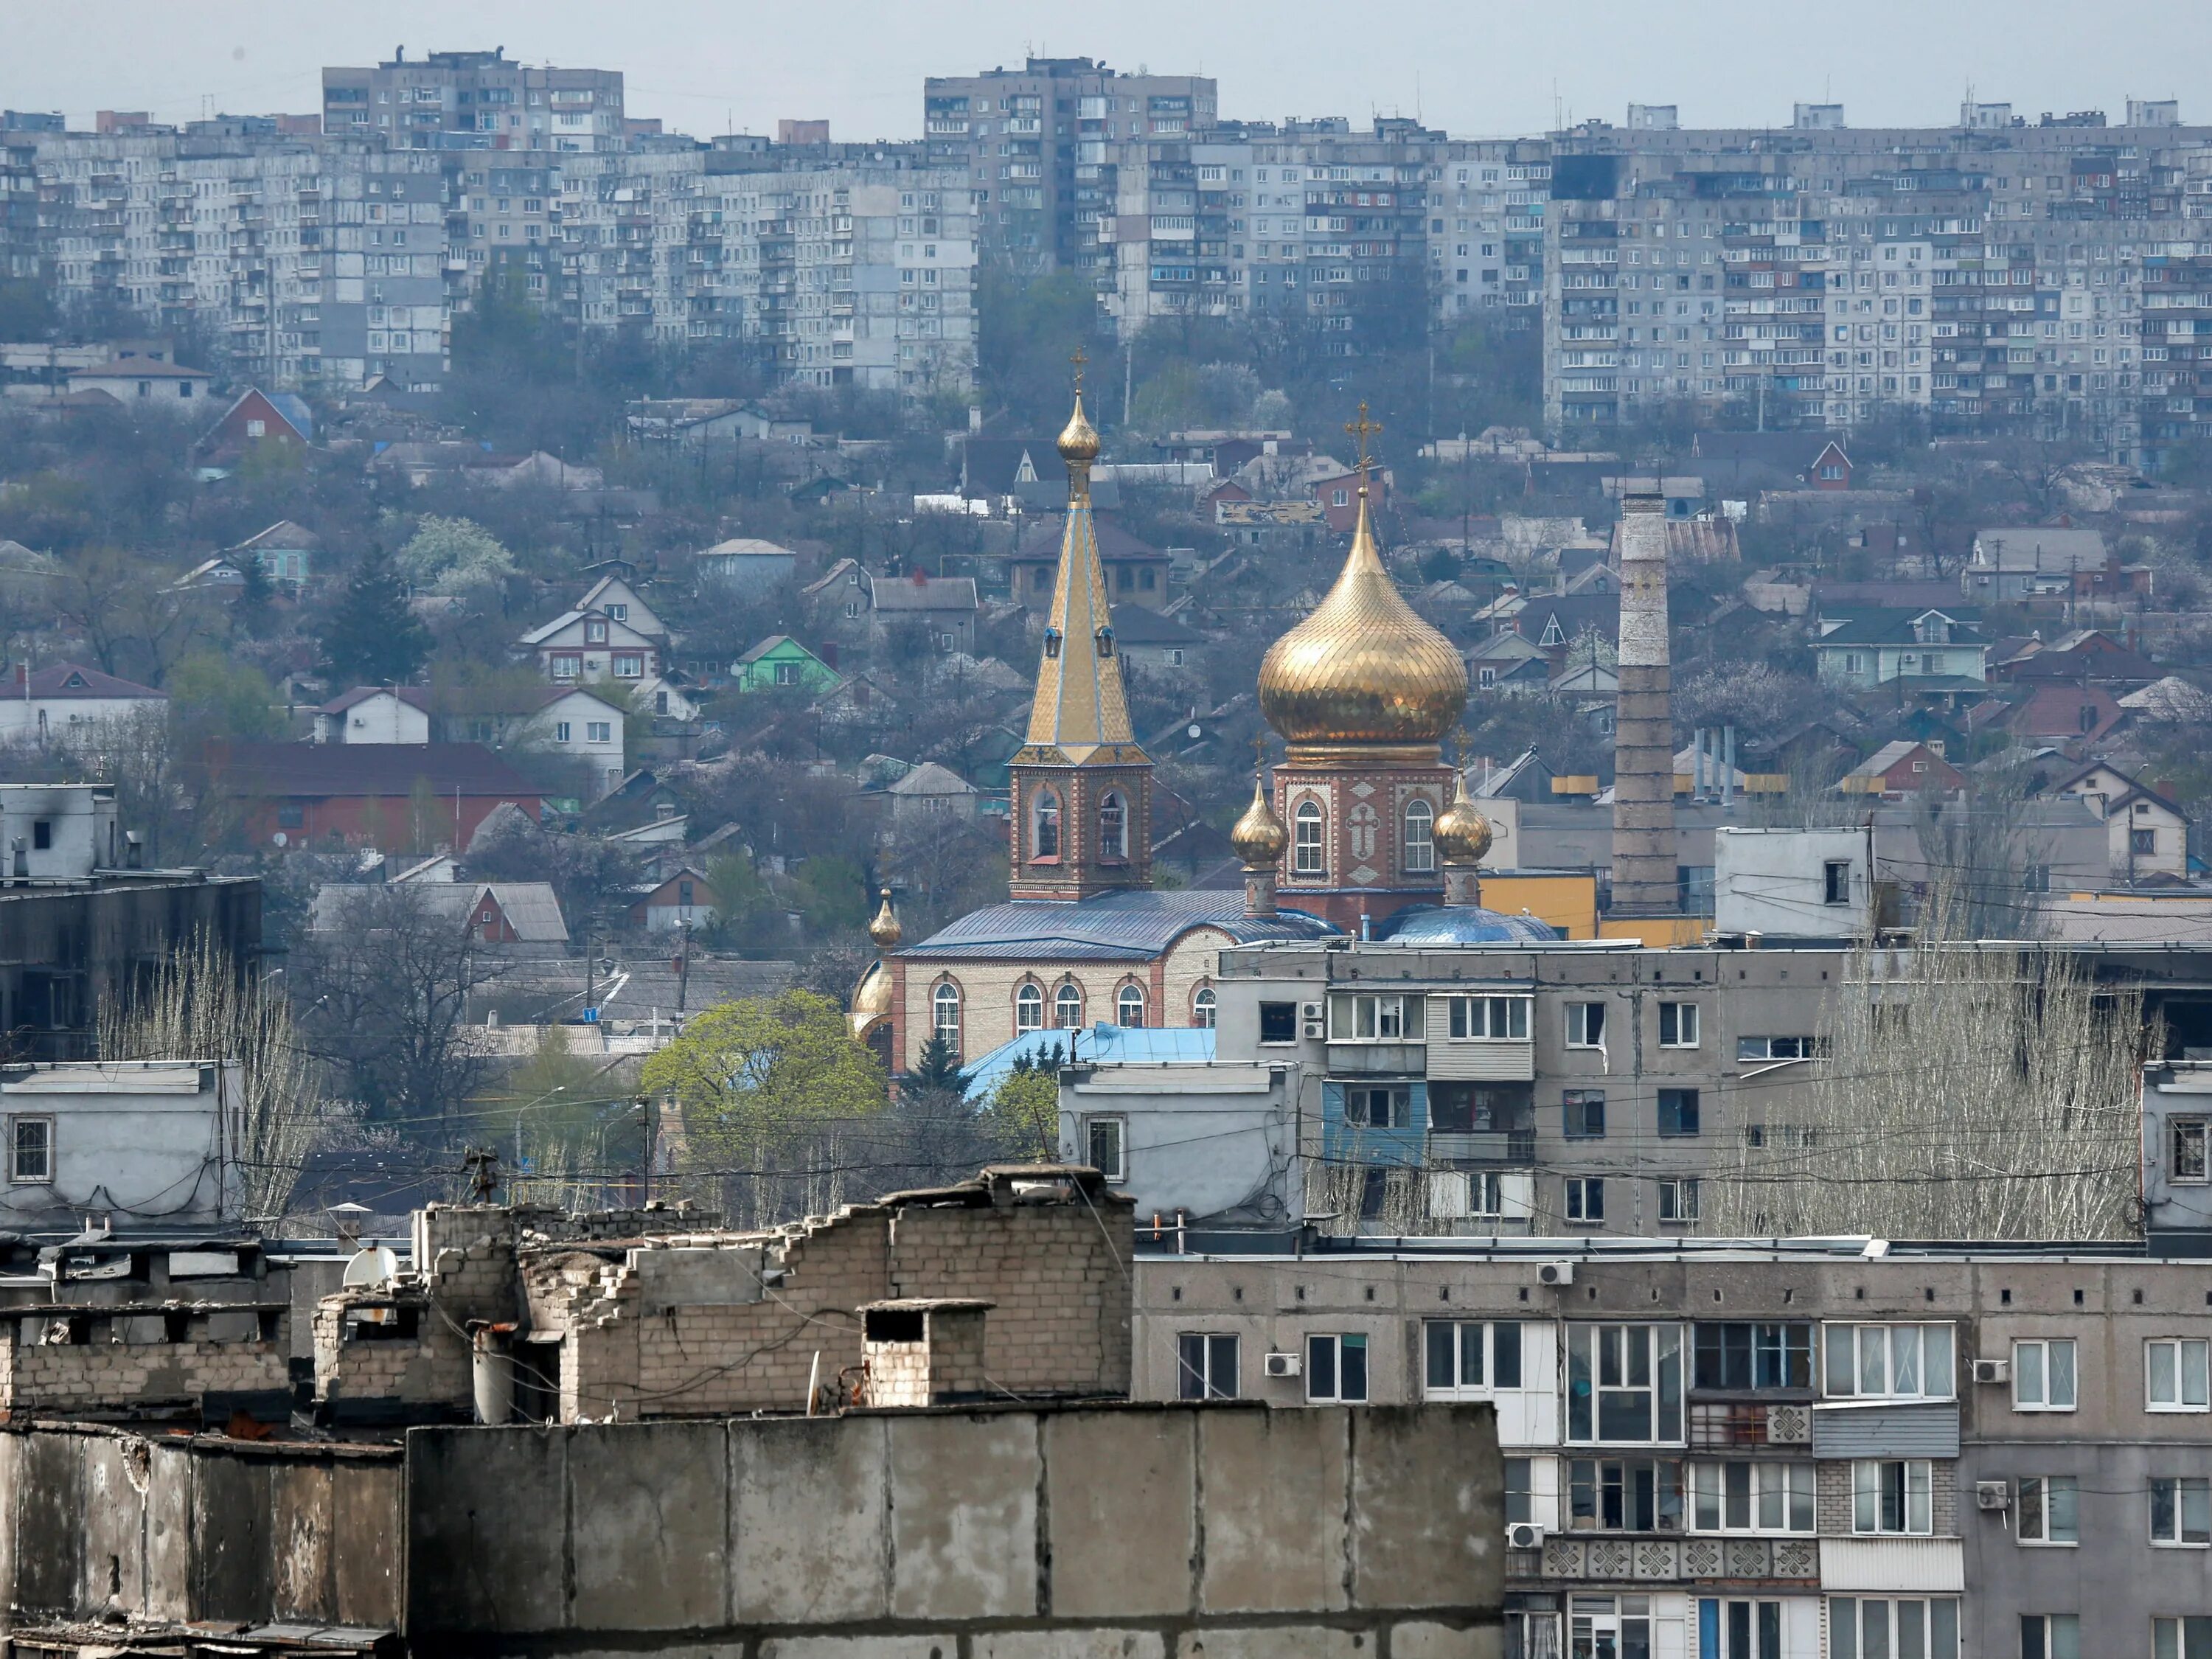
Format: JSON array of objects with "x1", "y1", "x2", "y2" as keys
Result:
[
  {"x1": 987, "y1": 1049, "x2": 1062, "y2": 1161},
  {"x1": 320, "y1": 546, "x2": 431, "y2": 688},
  {"x1": 168, "y1": 653, "x2": 285, "y2": 751},
  {"x1": 640, "y1": 990, "x2": 888, "y2": 1225}
]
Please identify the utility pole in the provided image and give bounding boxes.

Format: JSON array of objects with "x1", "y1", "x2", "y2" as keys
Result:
[
  {"x1": 676, "y1": 918, "x2": 692, "y2": 1013},
  {"x1": 639, "y1": 1096, "x2": 656, "y2": 1207},
  {"x1": 1122, "y1": 332, "x2": 1135, "y2": 429}
]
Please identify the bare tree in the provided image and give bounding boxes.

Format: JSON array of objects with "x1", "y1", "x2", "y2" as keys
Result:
[
  {"x1": 97, "y1": 929, "x2": 333, "y2": 1222},
  {"x1": 291, "y1": 885, "x2": 500, "y2": 1130}
]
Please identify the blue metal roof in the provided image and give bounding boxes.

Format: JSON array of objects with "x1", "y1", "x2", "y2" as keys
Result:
[
  {"x1": 962, "y1": 1023, "x2": 1218, "y2": 1101},
  {"x1": 908, "y1": 890, "x2": 1338, "y2": 961},
  {"x1": 1373, "y1": 903, "x2": 1561, "y2": 945}
]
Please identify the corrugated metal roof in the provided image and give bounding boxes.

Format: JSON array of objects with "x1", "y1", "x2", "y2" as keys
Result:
[
  {"x1": 961, "y1": 1024, "x2": 1218, "y2": 1099},
  {"x1": 908, "y1": 891, "x2": 1339, "y2": 961}
]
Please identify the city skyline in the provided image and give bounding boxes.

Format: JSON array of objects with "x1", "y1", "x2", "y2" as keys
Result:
[{"x1": 4, "y1": 0, "x2": 2211, "y2": 143}]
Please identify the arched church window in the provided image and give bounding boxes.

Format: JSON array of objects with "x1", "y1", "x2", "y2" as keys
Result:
[
  {"x1": 1116, "y1": 984, "x2": 1147, "y2": 1027},
  {"x1": 933, "y1": 982, "x2": 962, "y2": 1057},
  {"x1": 1293, "y1": 799, "x2": 1326, "y2": 876},
  {"x1": 1099, "y1": 791, "x2": 1127, "y2": 860},
  {"x1": 1404, "y1": 799, "x2": 1436, "y2": 873},
  {"x1": 1033, "y1": 789, "x2": 1061, "y2": 860},
  {"x1": 1055, "y1": 983, "x2": 1084, "y2": 1029},
  {"x1": 1193, "y1": 986, "x2": 1217, "y2": 1029},
  {"x1": 1015, "y1": 984, "x2": 1044, "y2": 1034}
]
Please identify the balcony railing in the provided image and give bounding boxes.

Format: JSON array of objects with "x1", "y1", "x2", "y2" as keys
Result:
[{"x1": 1532, "y1": 1535, "x2": 1820, "y2": 1585}]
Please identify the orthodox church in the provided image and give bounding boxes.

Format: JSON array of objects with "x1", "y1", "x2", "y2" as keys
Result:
[{"x1": 852, "y1": 387, "x2": 1551, "y2": 1075}]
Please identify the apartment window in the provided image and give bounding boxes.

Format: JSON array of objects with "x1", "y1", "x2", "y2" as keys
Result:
[
  {"x1": 2149, "y1": 1476, "x2": 2211, "y2": 1545},
  {"x1": 2016, "y1": 1475, "x2": 2079, "y2": 1544},
  {"x1": 2172, "y1": 1119, "x2": 2208, "y2": 1182},
  {"x1": 585, "y1": 722, "x2": 611, "y2": 743},
  {"x1": 1565, "y1": 1323, "x2": 1684, "y2": 1442},
  {"x1": 1307, "y1": 1334, "x2": 1369, "y2": 1402},
  {"x1": 1658, "y1": 1002, "x2": 1700, "y2": 1048},
  {"x1": 8, "y1": 1117, "x2": 52, "y2": 1183},
  {"x1": 1737, "y1": 1036, "x2": 1825, "y2": 1062},
  {"x1": 1659, "y1": 1178, "x2": 1700, "y2": 1224},
  {"x1": 1327, "y1": 992, "x2": 1418, "y2": 1041},
  {"x1": 1424, "y1": 1320, "x2": 1524, "y2": 1396},
  {"x1": 1506, "y1": 1458, "x2": 1533, "y2": 1525},
  {"x1": 1694, "y1": 1324, "x2": 1813, "y2": 1391},
  {"x1": 2020, "y1": 1616, "x2": 2080, "y2": 1659},
  {"x1": 1565, "y1": 1176, "x2": 1606, "y2": 1224},
  {"x1": 1015, "y1": 984, "x2": 1043, "y2": 1034},
  {"x1": 1689, "y1": 1461, "x2": 1815, "y2": 1532},
  {"x1": 1258, "y1": 1001, "x2": 1298, "y2": 1044},
  {"x1": 1084, "y1": 1116, "x2": 1125, "y2": 1183},
  {"x1": 2012, "y1": 1339, "x2": 2076, "y2": 1411},
  {"x1": 1177, "y1": 1332, "x2": 1238, "y2": 1399},
  {"x1": 1852, "y1": 1460, "x2": 1932, "y2": 1534},
  {"x1": 1829, "y1": 1599, "x2": 1958, "y2": 1659},
  {"x1": 1343, "y1": 1084, "x2": 1411, "y2": 1130},
  {"x1": 1565, "y1": 1002, "x2": 1607, "y2": 1047},
  {"x1": 2147, "y1": 1338, "x2": 2211, "y2": 1411},
  {"x1": 1658, "y1": 1088, "x2": 1701, "y2": 1136},
  {"x1": 2154, "y1": 1621, "x2": 2212, "y2": 1659},
  {"x1": 1444, "y1": 995, "x2": 1528, "y2": 1040},
  {"x1": 1568, "y1": 1457, "x2": 1683, "y2": 1531},
  {"x1": 1564, "y1": 1089, "x2": 1607, "y2": 1138},
  {"x1": 1824, "y1": 1324, "x2": 1956, "y2": 1399}
]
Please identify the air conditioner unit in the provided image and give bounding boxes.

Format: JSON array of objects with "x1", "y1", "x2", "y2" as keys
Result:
[
  {"x1": 1975, "y1": 1481, "x2": 2011, "y2": 1512},
  {"x1": 1537, "y1": 1262, "x2": 1576, "y2": 1287},
  {"x1": 1506, "y1": 1522, "x2": 1546, "y2": 1551},
  {"x1": 1301, "y1": 1001, "x2": 1324, "y2": 1038},
  {"x1": 1262, "y1": 1351, "x2": 1301, "y2": 1379},
  {"x1": 1972, "y1": 1357, "x2": 2011, "y2": 1385}
]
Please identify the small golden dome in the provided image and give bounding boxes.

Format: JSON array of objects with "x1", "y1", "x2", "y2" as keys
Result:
[
  {"x1": 849, "y1": 959, "x2": 894, "y2": 1037},
  {"x1": 867, "y1": 888, "x2": 902, "y2": 948},
  {"x1": 1057, "y1": 389, "x2": 1100, "y2": 465},
  {"x1": 1434, "y1": 773, "x2": 1494, "y2": 866},
  {"x1": 1258, "y1": 491, "x2": 1467, "y2": 755},
  {"x1": 1230, "y1": 772, "x2": 1288, "y2": 866}
]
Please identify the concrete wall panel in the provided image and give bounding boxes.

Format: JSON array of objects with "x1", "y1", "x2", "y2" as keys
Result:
[
  {"x1": 143, "y1": 1442, "x2": 192, "y2": 1623},
  {"x1": 270, "y1": 1460, "x2": 334, "y2": 1621},
  {"x1": 886, "y1": 1411, "x2": 1039, "y2": 1622},
  {"x1": 406, "y1": 1425, "x2": 568, "y2": 1635},
  {"x1": 569, "y1": 1422, "x2": 729, "y2": 1632},
  {"x1": 1197, "y1": 1407, "x2": 1351, "y2": 1615},
  {"x1": 733, "y1": 1416, "x2": 890, "y2": 1627},
  {"x1": 976, "y1": 1632, "x2": 1166, "y2": 1659},
  {"x1": 1349, "y1": 1405, "x2": 1501, "y2": 1613},
  {"x1": 1394, "y1": 1622, "x2": 1505, "y2": 1659},
  {"x1": 14, "y1": 1430, "x2": 83, "y2": 1615},
  {"x1": 333, "y1": 1458, "x2": 403, "y2": 1629},
  {"x1": 1182, "y1": 1628, "x2": 1366, "y2": 1659},
  {"x1": 1043, "y1": 1408, "x2": 1193, "y2": 1619},
  {"x1": 191, "y1": 1450, "x2": 275, "y2": 1624},
  {"x1": 80, "y1": 1436, "x2": 147, "y2": 1619}
]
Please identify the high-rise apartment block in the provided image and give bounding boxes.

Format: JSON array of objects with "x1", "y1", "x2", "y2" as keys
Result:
[
  {"x1": 922, "y1": 58, "x2": 1216, "y2": 279},
  {"x1": 321, "y1": 49, "x2": 625, "y2": 153}
]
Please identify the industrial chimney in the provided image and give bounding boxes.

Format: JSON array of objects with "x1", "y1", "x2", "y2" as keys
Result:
[{"x1": 1610, "y1": 494, "x2": 1677, "y2": 916}]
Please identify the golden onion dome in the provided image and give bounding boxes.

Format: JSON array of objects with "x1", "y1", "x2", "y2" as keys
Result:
[
  {"x1": 1433, "y1": 773, "x2": 1494, "y2": 866},
  {"x1": 1230, "y1": 772, "x2": 1288, "y2": 866},
  {"x1": 1057, "y1": 388, "x2": 1100, "y2": 465},
  {"x1": 867, "y1": 888, "x2": 902, "y2": 948},
  {"x1": 1258, "y1": 491, "x2": 1467, "y2": 757},
  {"x1": 848, "y1": 959, "x2": 894, "y2": 1037}
]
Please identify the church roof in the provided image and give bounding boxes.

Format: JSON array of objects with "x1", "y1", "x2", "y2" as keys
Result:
[
  {"x1": 905, "y1": 890, "x2": 1338, "y2": 961},
  {"x1": 1372, "y1": 903, "x2": 1562, "y2": 945}
]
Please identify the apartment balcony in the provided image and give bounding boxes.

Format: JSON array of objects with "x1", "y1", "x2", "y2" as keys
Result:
[
  {"x1": 1428, "y1": 1130, "x2": 1537, "y2": 1164},
  {"x1": 1688, "y1": 1401, "x2": 1814, "y2": 1451},
  {"x1": 1534, "y1": 1536, "x2": 1820, "y2": 1585}
]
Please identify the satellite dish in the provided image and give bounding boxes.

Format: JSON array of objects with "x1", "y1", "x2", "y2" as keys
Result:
[
  {"x1": 341, "y1": 1245, "x2": 397, "y2": 1290},
  {"x1": 272, "y1": 831, "x2": 288, "y2": 847}
]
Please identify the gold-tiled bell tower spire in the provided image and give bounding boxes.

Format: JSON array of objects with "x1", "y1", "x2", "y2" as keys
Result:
[{"x1": 1007, "y1": 353, "x2": 1154, "y2": 902}]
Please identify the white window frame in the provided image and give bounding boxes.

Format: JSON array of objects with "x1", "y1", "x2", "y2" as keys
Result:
[
  {"x1": 1115, "y1": 984, "x2": 1146, "y2": 1027},
  {"x1": 931, "y1": 982, "x2": 961, "y2": 1053},
  {"x1": 1054, "y1": 984, "x2": 1083, "y2": 1029},
  {"x1": 2020, "y1": 1615, "x2": 2080, "y2": 1659},
  {"x1": 1565, "y1": 1001, "x2": 1607, "y2": 1048},
  {"x1": 1305, "y1": 1332, "x2": 1369, "y2": 1402},
  {"x1": 1326, "y1": 992, "x2": 1419, "y2": 1042},
  {"x1": 8, "y1": 1116, "x2": 52, "y2": 1183},
  {"x1": 1292, "y1": 798, "x2": 1325, "y2": 874},
  {"x1": 1565, "y1": 1175, "x2": 1605, "y2": 1224},
  {"x1": 1402, "y1": 799, "x2": 1436, "y2": 873},
  {"x1": 2011, "y1": 1338, "x2": 2077, "y2": 1411},
  {"x1": 2153, "y1": 1618, "x2": 2212, "y2": 1659},
  {"x1": 2016, "y1": 1474, "x2": 2079, "y2": 1545},
  {"x1": 1341, "y1": 1083, "x2": 1411, "y2": 1130},
  {"x1": 1658, "y1": 1001, "x2": 1700, "y2": 1048},
  {"x1": 1442, "y1": 995, "x2": 1529, "y2": 1041},
  {"x1": 1829, "y1": 1599, "x2": 1959, "y2": 1659},
  {"x1": 2149, "y1": 1475, "x2": 2211, "y2": 1547},
  {"x1": 1015, "y1": 984, "x2": 1044, "y2": 1034},
  {"x1": 1823, "y1": 1323, "x2": 1956, "y2": 1400},
  {"x1": 1658, "y1": 1177, "x2": 1700, "y2": 1224},
  {"x1": 2147, "y1": 1338, "x2": 2211, "y2": 1412},
  {"x1": 1563, "y1": 1322, "x2": 1684, "y2": 1444},
  {"x1": 1422, "y1": 1319, "x2": 1525, "y2": 1397},
  {"x1": 1851, "y1": 1458, "x2": 1933, "y2": 1535},
  {"x1": 1177, "y1": 1332, "x2": 1238, "y2": 1399},
  {"x1": 553, "y1": 721, "x2": 571, "y2": 743},
  {"x1": 1688, "y1": 1461, "x2": 1815, "y2": 1534},
  {"x1": 1083, "y1": 1114, "x2": 1125, "y2": 1183},
  {"x1": 1192, "y1": 986, "x2": 1217, "y2": 1029}
]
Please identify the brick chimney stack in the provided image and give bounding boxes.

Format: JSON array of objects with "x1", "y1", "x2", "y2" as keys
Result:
[{"x1": 1610, "y1": 494, "x2": 1676, "y2": 917}]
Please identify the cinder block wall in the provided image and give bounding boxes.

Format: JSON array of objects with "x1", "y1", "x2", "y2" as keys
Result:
[
  {"x1": 404, "y1": 1402, "x2": 1505, "y2": 1655},
  {"x1": 2, "y1": 1338, "x2": 287, "y2": 1412}
]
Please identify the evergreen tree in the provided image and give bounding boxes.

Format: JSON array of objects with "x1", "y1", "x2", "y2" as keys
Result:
[
  {"x1": 232, "y1": 552, "x2": 275, "y2": 640},
  {"x1": 319, "y1": 546, "x2": 430, "y2": 689},
  {"x1": 909, "y1": 1030, "x2": 965, "y2": 1093}
]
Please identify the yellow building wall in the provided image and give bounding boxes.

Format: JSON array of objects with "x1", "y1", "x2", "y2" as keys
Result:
[
  {"x1": 1596, "y1": 915, "x2": 1710, "y2": 946},
  {"x1": 1481, "y1": 873, "x2": 1599, "y2": 940}
]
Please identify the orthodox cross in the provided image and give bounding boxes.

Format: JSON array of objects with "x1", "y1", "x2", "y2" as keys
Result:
[
  {"x1": 1345, "y1": 403, "x2": 1383, "y2": 487},
  {"x1": 1071, "y1": 344, "x2": 1087, "y2": 393}
]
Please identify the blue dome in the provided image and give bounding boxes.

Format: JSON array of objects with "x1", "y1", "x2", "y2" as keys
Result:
[{"x1": 1374, "y1": 903, "x2": 1561, "y2": 945}]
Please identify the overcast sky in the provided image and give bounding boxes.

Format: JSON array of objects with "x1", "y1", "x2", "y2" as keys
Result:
[{"x1": 3, "y1": 0, "x2": 2208, "y2": 141}]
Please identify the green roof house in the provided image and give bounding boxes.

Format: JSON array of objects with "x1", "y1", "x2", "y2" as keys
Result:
[{"x1": 732, "y1": 635, "x2": 843, "y2": 695}]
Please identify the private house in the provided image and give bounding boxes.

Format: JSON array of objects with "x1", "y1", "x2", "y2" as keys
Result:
[
  {"x1": 201, "y1": 742, "x2": 545, "y2": 852},
  {"x1": 626, "y1": 398, "x2": 810, "y2": 445},
  {"x1": 866, "y1": 573, "x2": 978, "y2": 655},
  {"x1": 627, "y1": 868, "x2": 721, "y2": 933},
  {"x1": 1837, "y1": 740, "x2": 1965, "y2": 798},
  {"x1": 313, "y1": 685, "x2": 629, "y2": 798},
  {"x1": 1991, "y1": 629, "x2": 2162, "y2": 692},
  {"x1": 0, "y1": 663, "x2": 166, "y2": 745},
  {"x1": 732, "y1": 636, "x2": 842, "y2": 694},
  {"x1": 516, "y1": 608, "x2": 663, "y2": 686},
  {"x1": 1107, "y1": 606, "x2": 1205, "y2": 675},
  {"x1": 1013, "y1": 516, "x2": 1172, "y2": 611},
  {"x1": 1964, "y1": 526, "x2": 2110, "y2": 602},
  {"x1": 802, "y1": 557, "x2": 871, "y2": 625},
  {"x1": 1467, "y1": 632, "x2": 1552, "y2": 693},
  {"x1": 1986, "y1": 683, "x2": 2126, "y2": 745},
  {"x1": 310, "y1": 880, "x2": 570, "y2": 952},
  {"x1": 576, "y1": 574, "x2": 667, "y2": 641},
  {"x1": 198, "y1": 388, "x2": 313, "y2": 460},
  {"x1": 1214, "y1": 500, "x2": 1326, "y2": 550},
  {"x1": 229, "y1": 520, "x2": 320, "y2": 588},
  {"x1": 1813, "y1": 608, "x2": 1989, "y2": 691},
  {"x1": 1688, "y1": 430, "x2": 1853, "y2": 490},
  {"x1": 64, "y1": 358, "x2": 212, "y2": 406},
  {"x1": 2037, "y1": 759, "x2": 2191, "y2": 883},
  {"x1": 883, "y1": 761, "x2": 982, "y2": 825},
  {"x1": 695, "y1": 538, "x2": 799, "y2": 592}
]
